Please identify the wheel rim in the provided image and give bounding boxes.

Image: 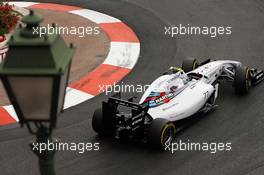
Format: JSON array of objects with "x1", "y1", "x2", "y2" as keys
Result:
[
  {"x1": 161, "y1": 123, "x2": 176, "y2": 146},
  {"x1": 192, "y1": 60, "x2": 198, "y2": 70},
  {"x1": 245, "y1": 68, "x2": 251, "y2": 90}
]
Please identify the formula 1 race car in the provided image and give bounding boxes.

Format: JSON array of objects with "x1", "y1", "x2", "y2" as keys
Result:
[{"x1": 92, "y1": 58, "x2": 264, "y2": 149}]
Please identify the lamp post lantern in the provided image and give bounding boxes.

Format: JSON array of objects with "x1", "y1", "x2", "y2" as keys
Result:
[{"x1": 0, "y1": 10, "x2": 75, "y2": 175}]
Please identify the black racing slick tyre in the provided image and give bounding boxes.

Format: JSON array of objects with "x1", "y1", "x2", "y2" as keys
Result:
[
  {"x1": 182, "y1": 57, "x2": 198, "y2": 73},
  {"x1": 234, "y1": 66, "x2": 251, "y2": 95},
  {"x1": 92, "y1": 108, "x2": 106, "y2": 135},
  {"x1": 148, "y1": 118, "x2": 176, "y2": 149}
]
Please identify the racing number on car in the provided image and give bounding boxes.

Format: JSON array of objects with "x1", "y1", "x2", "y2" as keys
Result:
[{"x1": 203, "y1": 91, "x2": 209, "y2": 99}]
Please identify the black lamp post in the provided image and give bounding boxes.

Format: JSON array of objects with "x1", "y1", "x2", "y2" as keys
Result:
[{"x1": 0, "y1": 10, "x2": 75, "y2": 175}]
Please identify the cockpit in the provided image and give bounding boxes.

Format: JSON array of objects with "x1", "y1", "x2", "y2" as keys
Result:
[
  {"x1": 164, "y1": 67, "x2": 204, "y2": 93},
  {"x1": 168, "y1": 66, "x2": 204, "y2": 80},
  {"x1": 166, "y1": 71, "x2": 189, "y2": 93},
  {"x1": 142, "y1": 67, "x2": 205, "y2": 106}
]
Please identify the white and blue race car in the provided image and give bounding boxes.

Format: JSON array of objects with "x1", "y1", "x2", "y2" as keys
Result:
[{"x1": 92, "y1": 58, "x2": 264, "y2": 149}]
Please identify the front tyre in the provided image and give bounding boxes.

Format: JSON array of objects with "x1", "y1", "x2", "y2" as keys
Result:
[
  {"x1": 234, "y1": 66, "x2": 251, "y2": 95},
  {"x1": 148, "y1": 118, "x2": 176, "y2": 149},
  {"x1": 182, "y1": 57, "x2": 198, "y2": 73}
]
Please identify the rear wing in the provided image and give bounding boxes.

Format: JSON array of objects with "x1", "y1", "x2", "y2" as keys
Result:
[
  {"x1": 106, "y1": 93, "x2": 148, "y2": 111},
  {"x1": 102, "y1": 92, "x2": 152, "y2": 135}
]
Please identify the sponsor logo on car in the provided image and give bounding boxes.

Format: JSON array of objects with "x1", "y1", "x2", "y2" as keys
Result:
[{"x1": 144, "y1": 91, "x2": 176, "y2": 108}]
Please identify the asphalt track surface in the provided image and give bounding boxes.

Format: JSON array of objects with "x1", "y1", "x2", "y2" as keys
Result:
[{"x1": 1, "y1": 0, "x2": 264, "y2": 175}]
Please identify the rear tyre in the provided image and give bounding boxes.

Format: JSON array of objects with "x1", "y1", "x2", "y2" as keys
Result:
[
  {"x1": 92, "y1": 108, "x2": 106, "y2": 135},
  {"x1": 234, "y1": 66, "x2": 251, "y2": 95},
  {"x1": 148, "y1": 118, "x2": 176, "y2": 149},
  {"x1": 182, "y1": 57, "x2": 198, "y2": 72}
]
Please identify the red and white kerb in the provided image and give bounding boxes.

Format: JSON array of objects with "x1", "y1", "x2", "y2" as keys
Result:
[{"x1": 0, "y1": 2, "x2": 140, "y2": 125}]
